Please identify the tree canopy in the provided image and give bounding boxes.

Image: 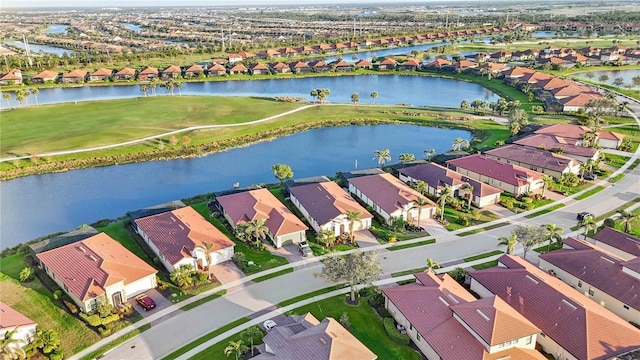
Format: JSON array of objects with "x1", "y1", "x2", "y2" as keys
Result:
[
  {"x1": 314, "y1": 250, "x2": 382, "y2": 303},
  {"x1": 272, "y1": 163, "x2": 293, "y2": 185}
]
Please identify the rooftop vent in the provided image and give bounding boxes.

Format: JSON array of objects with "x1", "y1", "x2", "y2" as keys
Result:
[
  {"x1": 525, "y1": 275, "x2": 539, "y2": 285},
  {"x1": 600, "y1": 256, "x2": 615, "y2": 264},
  {"x1": 561, "y1": 299, "x2": 578, "y2": 310},
  {"x1": 476, "y1": 309, "x2": 491, "y2": 321},
  {"x1": 438, "y1": 296, "x2": 450, "y2": 307},
  {"x1": 319, "y1": 337, "x2": 327, "y2": 345}
]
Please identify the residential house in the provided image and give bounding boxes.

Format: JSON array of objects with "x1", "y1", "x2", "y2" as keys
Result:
[
  {"x1": 279, "y1": 47, "x2": 297, "y2": 57},
  {"x1": 288, "y1": 180, "x2": 372, "y2": 236},
  {"x1": 289, "y1": 61, "x2": 312, "y2": 74},
  {"x1": 471, "y1": 255, "x2": 640, "y2": 360},
  {"x1": 502, "y1": 66, "x2": 535, "y2": 79},
  {"x1": 422, "y1": 58, "x2": 452, "y2": 70},
  {"x1": 253, "y1": 313, "x2": 377, "y2": 360},
  {"x1": 565, "y1": 53, "x2": 588, "y2": 65},
  {"x1": 592, "y1": 227, "x2": 640, "y2": 261},
  {"x1": 329, "y1": 59, "x2": 353, "y2": 72},
  {"x1": 184, "y1": 64, "x2": 204, "y2": 78},
  {"x1": 208, "y1": 63, "x2": 227, "y2": 76},
  {"x1": 601, "y1": 51, "x2": 620, "y2": 63},
  {"x1": 32, "y1": 230, "x2": 157, "y2": 313},
  {"x1": 446, "y1": 154, "x2": 545, "y2": 195},
  {"x1": 114, "y1": 67, "x2": 136, "y2": 80},
  {"x1": 249, "y1": 63, "x2": 270, "y2": 75},
  {"x1": 31, "y1": 70, "x2": 59, "y2": 84},
  {"x1": 539, "y1": 237, "x2": 640, "y2": 324},
  {"x1": 308, "y1": 60, "x2": 330, "y2": 72},
  {"x1": 398, "y1": 163, "x2": 502, "y2": 208},
  {"x1": 377, "y1": 58, "x2": 398, "y2": 71},
  {"x1": 558, "y1": 93, "x2": 604, "y2": 112},
  {"x1": 134, "y1": 206, "x2": 235, "y2": 272},
  {"x1": 237, "y1": 51, "x2": 255, "y2": 60},
  {"x1": 314, "y1": 44, "x2": 332, "y2": 53},
  {"x1": 161, "y1": 65, "x2": 182, "y2": 79},
  {"x1": 257, "y1": 49, "x2": 281, "y2": 59},
  {"x1": 514, "y1": 134, "x2": 599, "y2": 163},
  {"x1": 0, "y1": 302, "x2": 37, "y2": 348},
  {"x1": 477, "y1": 62, "x2": 509, "y2": 76},
  {"x1": 89, "y1": 68, "x2": 113, "y2": 82},
  {"x1": 61, "y1": 70, "x2": 88, "y2": 84},
  {"x1": 548, "y1": 85, "x2": 600, "y2": 99},
  {"x1": 452, "y1": 60, "x2": 478, "y2": 72},
  {"x1": 0, "y1": 69, "x2": 22, "y2": 85},
  {"x1": 517, "y1": 71, "x2": 554, "y2": 85},
  {"x1": 138, "y1": 66, "x2": 159, "y2": 81},
  {"x1": 355, "y1": 59, "x2": 373, "y2": 69},
  {"x1": 468, "y1": 52, "x2": 490, "y2": 63},
  {"x1": 215, "y1": 188, "x2": 308, "y2": 248},
  {"x1": 534, "y1": 124, "x2": 624, "y2": 149},
  {"x1": 348, "y1": 173, "x2": 436, "y2": 225},
  {"x1": 489, "y1": 49, "x2": 512, "y2": 63},
  {"x1": 228, "y1": 53, "x2": 243, "y2": 63},
  {"x1": 228, "y1": 63, "x2": 248, "y2": 75},
  {"x1": 484, "y1": 145, "x2": 580, "y2": 179},
  {"x1": 269, "y1": 62, "x2": 290, "y2": 74},
  {"x1": 398, "y1": 59, "x2": 420, "y2": 71},
  {"x1": 384, "y1": 271, "x2": 545, "y2": 360},
  {"x1": 295, "y1": 45, "x2": 316, "y2": 55}
]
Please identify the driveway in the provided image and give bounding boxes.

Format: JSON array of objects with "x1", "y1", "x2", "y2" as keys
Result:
[
  {"x1": 129, "y1": 289, "x2": 173, "y2": 318},
  {"x1": 353, "y1": 230, "x2": 380, "y2": 248}
]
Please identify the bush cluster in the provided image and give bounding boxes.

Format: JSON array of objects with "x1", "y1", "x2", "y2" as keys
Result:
[{"x1": 383, "y1": 317, "x2": 411, "y2": 345}]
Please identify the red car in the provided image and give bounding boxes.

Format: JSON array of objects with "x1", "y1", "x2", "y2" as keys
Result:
[{"x1": 135, "y1": 294, "x2": 156, "y2": 311}]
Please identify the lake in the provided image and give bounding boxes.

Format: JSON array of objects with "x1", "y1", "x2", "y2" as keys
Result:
[
  {"x1": 1, "y1": 74, "x2": 499, "y2": 108},
  {"x1": 123, "y1": 23, "x2": 142, "y2": 32},
  {"x1": 2, "y1": 40, "x2": 73, "y2": 56},
  {"x1": 0, "y1": 124, "x2": 471, "y2": 248},
  {"x1": 43, "y1": 24, "x2": 68, "y2": 34},
  {"x1": 572, "y1": 68, "x2": 640, "y2": 89}
]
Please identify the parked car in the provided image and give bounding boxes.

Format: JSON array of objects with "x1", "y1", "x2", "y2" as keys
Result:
[
  {"x1": 135, "y1": 294, "x2": 156, "y2": 311},
  {"x1": 577, "y1": 211, "x2": 594, "y2": 221},
  {"x1": 298, "y1": 241, "x2": 313, "y2": 257},
  {"x1": 584, "y1": 173, "x2": 597, "y2": 181},
  {"x1": 263, "y1": 319, "x2": 277, "y2": 331}
]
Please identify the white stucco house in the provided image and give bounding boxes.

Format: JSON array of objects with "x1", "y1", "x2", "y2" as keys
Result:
[{"x1": 0, "y1": 302, "x2": 37, "y2": 348}]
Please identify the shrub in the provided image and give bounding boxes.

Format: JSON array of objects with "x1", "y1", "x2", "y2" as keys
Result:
[
  {"x1": 447, "y1": 267, "x2": 469, "y2": 285},
  {"x1": 79, "y1": 313, "x2": 102, "y2": 327},
  {"x1": 195, "y1": 271, "x2": 209, "y2": 284},
  {"x1": 521, "y1": 197, "x2": 533, "y2": 204},
  {"x1": 377, "y1": 306, "x2": 391, "y2": 318},
  {"x1": 457, "y1": 215, "x2": 470, "y2": 226},
  {"x1": 500, "y1": 197, "x2": 515, "y2": 210},
  {"x1": 49, "y1": 351, "x2": 64, "y2": 360},
  {"x1": 603, "y1": 218, "x2": 616, "y2": 228},
  {"x1": 53, "y1": 290, "x2": 63, "y2": 300},
  {"x1": 98, "y1": 326, "x2": 112, "y2": 336},
  {"x1": 157, "y1": 278, "x2": 168, "y2": 291},
  {"x1": 63, "y1": 299, "x2": 79, "y2": 314},
  {"x1": 339, "y1": 312, "x2": 351, "y2": 328},
  {"x1": 101, "y1": 314, "x2": 121, "y2": 326},
  {"x1": 383, "y1": 318, "x2": 410, "y2": 345}
]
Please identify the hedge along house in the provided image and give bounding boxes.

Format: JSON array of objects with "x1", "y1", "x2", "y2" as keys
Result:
[
  {"x1": 31, "y1": 230, "x2": 157, "y2": 313},
  {"x1": 348, "y1": 173, "x2": 436, "y2": 225},
  {"x1": 215, "y1": 188, "x2": 308, "y2": 248},
  {"x1": 133, "y1": 206, "x2": 235, "y2": 273}
]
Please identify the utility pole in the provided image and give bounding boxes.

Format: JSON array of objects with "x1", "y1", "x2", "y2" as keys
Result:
[{"x1": 445, "y1": 12, "x2": 449, "y2": 30}]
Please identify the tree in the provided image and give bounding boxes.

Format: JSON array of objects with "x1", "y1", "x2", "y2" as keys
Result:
[
  {"x1": 581, "y1": 216, "x2": 597, "y2": 239},
  {"x1": 541, "y1": 176, "x2": 554, "y2": 198},
  {"x1": 632, "y1": 75, "x2": 640, "y2": 87},
  {"x1": 240, "y1": 326, "x2": 261, "y2": 356},
  {"x1": 14, "y1": 89, "x2": 27, "y2": 107},
  {"x1": 512, "y1": 225, "x2": 545, "y2": 259},
  {"x1": 451, "y1": 137, "x2": 468, "y2": 151},
  {"x1": 317, "y1": 229, "x2": 336, "y2": 248},
  {"x1": 437, "y1": 186, "x2": 452, "y2": 221},
  {"x1": 462, "y1": 182, "x2": 474, "y2": 210},
  {"x1": 2, "y1": 92, "x2": 10, "y2": 107},
  {"x1": 140, "y1": 85, "x2": 148, "y2": 97},
  {"x1": 398, "y1": 153, "x2": 415, "y2": 163},
  {"x1": 169, "y1": 135, "x2": 178, "y2": 148},
  {"x1": 224, "y1": 340, "x2": 248, "y2": 360},
  {"x1": 31, "y1": 328, "x2": 61, "y2": 355},
  {"x1": 170, "y1": 264, "x2": 195, "y2": 288},
  {"x1": 585, "y1": 72, "x2": 595, "y2": 79},
  {"x1": 0, "y1": 330, "x2": 26, "y2": 360},
  {"x1": 598, "y1": 74, "x2": 609, "y2": 83},
  {"x1": 508, "y1": 108, "x2": 528, "y2": 135},
  {"x1": 310, "y1": 88, "x2": 330, "y2": 103},
  {"x1": 617, "y1": 210, "x2": 638, "y2": 234},
  {"x1": 447, "y1": 267, "x2": 468, "y2": 285},
  {"x1": 351, "y1": 92, "x2": 359, "y2": 105},
  {"x1": 612, "y1": 77, "x2": 624, "y2": 87},
  {"x1": 272, "y1": 163, "x2": 293, "y2": 185},
  {"x1": 423, "y1": 148, "x2": 436, "y2": 161},
  {"x1": 370, "y1": 91, "x2": 378, "y2": 104},
  {"x1": 470, "y1": 98, "x2": 483, "y2": 114},
  {"x1": 181, "y1": 135, "x2": 191, "y2": 146},
  {"x1": 415, "y1": 197, "x2": 429, "y2": 229},
  {"x1": 373, "y1": 149, "x2": 391, "y2": 168},
  {"x1": 346, "y1": 210, "x2": 362, "y2": 243},
  {"x1": 175, "y1": 81, "x2": 183, "y2": 95},
  {"x1": 149, "y1": 78, "x2": 158, "y2": 96},
  {"x1": 542, "y1": 224, "x2": 564, "y2": 253},
  {"x1": 314, "y1": 250, "x2": 382, "y2": 304},
  {"x1": 497, "y1": 234, "x2": 518, "y2": 255},
  {"x1": 30, "y1": 88, "x2": 39, "y2": 106},
  {"x1": 460, "y1": 99, "x2": 470, "y2": 110},
  {"x1": 201, "y1": 241, "x2": 215, "y2": 278},
  {"x1": 412, "y1": 180, "x2": 427, "y2": 195},
  {"x1": 425, "y1": 257, "x2": 440, "y2": 272},
  {"x1": 19, "y1": 267, "x2": 32, "y2": 282},
  {"x1": 244, "y1": 219, "x2": 269, "y2": 245}
]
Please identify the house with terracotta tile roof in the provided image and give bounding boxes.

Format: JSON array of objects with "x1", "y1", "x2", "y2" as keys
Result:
[
  {"x1": 384, "y1": 272, "x2": 545, "y2": 360},
  {"x1": 514, "y1": 134, "x2": 599, "y2": 163},
  {"x1": 215, "y1": 188, "x2": 308, "y2": 248},
  {"x1": 348, "y1": 173, "x2": 436, "y2": 225},
  {"x1": 484, "y1": 145, "x2": 580, "y2": 179},
  {"x1": 452, "y1": 60, "x2": 478, "y2": 71},
  {"x1": 398, "y1": 58, "x2": 420, "y2": 71},
  {"x1": 592, "y1": 227, "x2": 640, "y2": 261},
  {"x1": 249, "y1": 63, "x2": 270, "y2": 75},
  {"x1": 184, "y1": 64, "x2": 204, "y2": 78},
  {"x1": 61, "y1": 69, "x2": 88, "y2": 84},
  {"x1": 208, "y1": 63, "x2": 227, "y2": 76},
  {"x1": 0, "y1": 69, "x2": 22, "y2": 85},
  {"x1": 377, "y1": 58, "x2": 398, "y2": 71},
  {"x1": 114, "y1": 67, "x2": 136, "y2": 81},
  {"x1": 308, "y1": 60, "x2": 330, "y2": 72},
  {"x1": 31, "y1": 70, "x2": 59, "y2": 84},
  {"x1": 228, "y1": 63, "x2": 248, "y2": 75},
  {"x1": 269, "y1": 62, "x2": 290, "y2": 74},
  {"x1": 253, "y1": 313, "x2": 377, "y2": 360},
  {"x1": 237, "y1": 51, "x2": 255, "y2": 60},
  {"x1": 548, "y1": 85, "x2": 599, "y2": 99},
  {"x1": 288, "y1": 180, "x2": 372, "y2": 236},
  {"x1": 517, "y1": 71, "x2": 554, "y2": 85},
  {"x1": 534, "y1": 124, "x2": 624, "y2": 149},
  {"x1": 355, "y1": 59, "x2": 373, "y2": 69},
  {"x1": 0, "y1": 302, "x2": 37, "y2": 348},
  {"x1": 446, "y1": 154, "x2": 545, "y2": 195},
  {"x1": 89, "y1": 68, "x2": 113, "y2": 82},
  {"x1": 134, "y1": 206, "x2": 235, "y2": 272},
  {"x1": 423, "y1": 58, "x2": 452, "y2": 69},
  {"x1": 470, "y1": 255, "x2": 640, "y2": 360},
  {"x1": 539, "y1": 237, "x2": 640, "y2": 325},
  {"x1": 502, "y1": 66, "x2": 535, "y2": 79},
  {"x1": 329, "y1": 59, "x2": 353, "y2": 72},
  {"x1": 476, "y1": 62, "x2": 509, "y2": 76},
  {"x1": 557, "y1": 93, "x2": 604, "y2": 112},
  {"x1": 138, "y1": 66, "x2": 159, "y2": 81},
  {"x1": 289, "y1": 61, "x2": 312, "y2": 74},
  {"x1": 161, "y1": 65, "x2": 182, "y2": 79},
  {"x1": 295, "y1": 45, "x2": 316, "y2": 55},
  {"x1": 228, "y1": 53, "x2": 243, "y2": 63},
  {"x1": 398, "y1": 163, "x2": 502, "y2": 208},
  {"x1": 34, "y1": 231, "x2": 157, "y2": 313},
  {"x1": 257, "y1": 49, "x2": 281, "y2": 59}
]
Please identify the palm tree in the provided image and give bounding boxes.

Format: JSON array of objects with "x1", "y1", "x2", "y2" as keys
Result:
[
  {"x1": 581, "y1": 216, "x2": 597, "y2": 239},
  {"x1": 149, "y1": 78, "x2": 158, "y2": 96},
  {"x1": 541, "y1": 176, "x2": 554, "y2": 198},
  {"x1": 437, "y1": 186, "x2": 452, "y2": 221},
  {"x1": 201, "y1": 241, "x2": 216, "y2": 278},
  {"x1": 175, "y1": 81, "x2": 183, "y2": 95},
  {"x1": 462, "y1": 182, "x2": 474, "y2": 210},
  {"x1": 497, "y1": 234, "x2": 518, "y2": 255},
  {"x1": 351, "y1": 92, "x2": 359, "y2": 105},
  {"x1": 412, "y1": 180, "x2": 427, "y2": 196},
  {"x1": 415, "y1": 197, "x2": 429, "y2": 229},
  {"x1": 542, "y1": 224, "x2": 564, "y2": 253},
  {"x1": 398, "y1": 153, "x2": 415, "y2": 163},
  {"x1": 0, "y1": 330, "x2": 26, "y2": 360},
  {"x1": 451, "y1": 137, "x2": 468, "y2": 151},
  {"x1": 30, "y1": 88, "x2": 39, "y2": 106},
  {"x1": 346, "y1": 210, "x2": 362, "y2": 243},
  {"x1": 241, "y1": 326, "x2": 262, "y2": 356},
  {"x1": 373, "y1": 149, "x2": 391, "y2": 168},
  {"x1": 224, "y1": 340, "x2": 247, "y2": 360},
  {"x1": 140, "y1": 84, "x2": 148, "y2": 97},
  {"x1": 2, "y1": 92, "x2": 10, "y2": 107},
  {"x1": 170, "y1": 264, "x2": 194, "y2": 288},
  {"x1": 370, "y1": 91, "x2": 378, "y2": 104},
  {"x1": 244, "y1": 219, "x2": 270, "y2": 245},
  {"x1": 425, "y1": 257, "x2": 440, "y2": 272},
  {"x1": 423, "y1": 148, "x2": 436, "y2": 161},
  {"x1": 317, "y1": 229, "x2": 336, "y2": 248},
  {"x1": 617, "y1": 210, "x2": 638, "y2": 234}
]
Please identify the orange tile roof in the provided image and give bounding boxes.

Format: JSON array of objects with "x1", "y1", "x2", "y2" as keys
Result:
[
  {"x1": 139, "y1": 66, "x2": 158, "y2": 75},
  {"x1": 91, "y1": 68, "x2": 113, "y2": 76},
  {"x1": 426, "y1": 58, "x2": 452, "y2": 67},
  {"x1": 270, "y1": 62, "x2": 288, "y2": 69},
  {"x1": 209, "y1": 64, "x2": 226, "y2": 71},
  {"x1": 217, "y1": 188, "x2": 308, "y2": 237},
  {"x1": 134, "y1": 207, "x2": 235, "y2": 267},
  {"x1": 36, "y1": 233, "x2": 157, "y2": 301},
  {"x1": 64, "y1": 69, "x2": 88, "y2": 78},
  {"x1": 379, "y1": 58, "x2": 398, "y2": 65},
  {"x1": 229, "y1": 64, "x2": 247, "y2": 72},
  {"x1": 238, "y1": 51, "x2": 255, "y2": 59},
  {"x1": 185, "y1": 64, "x2": 203, "y2": 72},
  {"x1": 0, "y1": 69, "x2": 21, "y2": 81},
  {"x1": 115, "y1": 67, "x2": 136, "y2": 76},
  {"x1": 401, "y1": 58, "x2": 420, "y2": 66},
  {"x1": 290, "y1": 61, "x2": 310, "y2": 69},
  {"x1": 250, "y1": 63, "x2": 269, "y2": 71},
  {"x1": 355, "y1": 59, "x2": 373, "y2": 66},
  {"x1": 0, "y1": 302, "x2": 36, "y2": 329},
  {"x1": 559, "y1": 93, "x2": 603, "y2": 106},
  {"x1": 162, "y1": 65, "x2": 181, "y2": 73},
  {"x1": 32, "y1": 70, "x2": 59, "y2": 79}
]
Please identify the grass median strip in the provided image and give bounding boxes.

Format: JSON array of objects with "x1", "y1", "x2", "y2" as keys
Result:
[
  {"x1": 458, "y1": 221, "x2": 509, "y2": 236},
  {"x1": 387, "y1": 238, "x2": 435, "y2": 251},
  {"x1": 463, "y1": 250, "x2": 503, "y2": 262},
  {"x1": 575, "y1": 186, "x2": 605, "y2": 200},
  {"x1": 610, "y1": 174, "x2": 625, "y2": 183},
  {"x1": 525, "y1": 203, "x2": 565, "y2": 218},
  {"x1": 80, "y1": 324, "x2": 152, "y2": 360},
  {"x1": 253, "y1": 268, "x2": 294, "y2": 283},
  {"x1": 391, "y1": 267, "x2": 427, "y2": 277},
  {"x1": 472, "y1": 260, "x2": 499, "y2": 270},
  {"x1": 278, "y1": 285, "x2": 343, "y2": 308},
  {"x1": 181, "y1": 290, "x2": 227, "y2": 311}
]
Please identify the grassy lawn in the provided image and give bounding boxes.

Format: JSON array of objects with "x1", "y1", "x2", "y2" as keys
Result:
[
  {"x1": 253, "y1": 268, "x2": 294, "y2": 283},
  {"x1": 534, "y1": 243, "x2": 563, "y2": 254},
  {"x1": 610, "y1": 174, "x2": 625, "y2": 183},
  {"x1": 604, "y1": 153, "x2": 631, "y2": 169},
  {"x1": 605, "y1": 207, "x2": 640, "y2": 238},
  {"x1": 79, "y1": 324, "x2": 152, "y2": 360},
  {"x1": 549, "y1": 181, "x2": 591, "y2": 196},
  {"x1": 278, "y1": 285, "x2": 344, "y2": 308},
  {"x1": 442, "y1": 207, "x2": 501, "y2": 232},
  {"x1": 575, "y1": 186, "x2": 605, "y2": 200},
  {"x1": 525, "y1": 203, "x2": 565, "y2": 218},
  {"x1": 285, "y1": 295, "x2": 422, "y2": 360},
  {"x1": 463, "y1": 250, "x2": 503, "y2": 262},
  {"x1": 472, "y1": 260, "x2": 499, "y2": 270},
  {"x1": 387, "y1": 238, "x2": 436, "y2": 251},
  {"x1": 457, "y1": 221, "x2": 510, "y2": 236}
]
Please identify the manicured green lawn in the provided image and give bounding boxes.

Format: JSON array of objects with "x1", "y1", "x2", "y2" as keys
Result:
[
  {"x1": 604, "y1": 153, "x2": 631, "y2": 169},
  {"x1": 472, "y1": 260, "x2": 499, "y2": 270},
  {"x1": 387, "y1": 238, "x2": 436, "y2": 251},
  {"x1": 463, "y1": 250, "x2": 503, "y2": 262},
  {"x1": 525, "y1": 203, "x2": 565, "y2": 218},
  {"x1": 286, "y1": 295, "x2": 422, "y2": 360},
  {"x1": 442, "y1": 206, "x2": 501, "y2": 231},
  {"x1": 575, "y1": 186, "x2": 605, "y2": 200}
]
